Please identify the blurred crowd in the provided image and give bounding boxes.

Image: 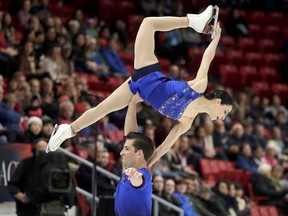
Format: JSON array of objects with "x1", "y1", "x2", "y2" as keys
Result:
[{"x1": 1, "y1": 0, "x2": 288, "y2": 215}]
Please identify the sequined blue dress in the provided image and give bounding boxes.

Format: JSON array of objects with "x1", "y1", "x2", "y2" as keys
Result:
[{"x1": 128, "y1": 63, "x2": 202, "y2": 120}]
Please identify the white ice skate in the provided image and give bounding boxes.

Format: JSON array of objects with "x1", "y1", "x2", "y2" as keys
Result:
[
  {"x1": 46, "y1": 124, "x2": 76, "y2": 153},
  {"x1": 187, "y1": 5, "x2": 219, "y2": 39}
]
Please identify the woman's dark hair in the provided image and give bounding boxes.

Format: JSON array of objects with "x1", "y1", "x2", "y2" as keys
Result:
[
  {"x1": 126, "y1": 132, "x2": 155, "y2": 161},
  {"x1": 205, "y1": 90, "x2": 233, "y2": 105}
]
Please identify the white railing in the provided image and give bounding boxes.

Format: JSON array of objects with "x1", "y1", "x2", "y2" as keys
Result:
[{"x1": 58, "y1": 147, "x2": 184, "y2": 216}]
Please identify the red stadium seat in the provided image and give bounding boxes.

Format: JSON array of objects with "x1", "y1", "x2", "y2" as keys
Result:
[
  {"x1": 262, "y1": 53, "x2": 282, "y2": 68},
  {"x1": 220, "y1": 36, "x2": 236, "y2": 50},
  {"x1": 263, "y1": 25, "x2": 281, "y2": 40},
  {"x1": 267, "y1": 12, "x2": 285, "y2": 26},
  {"x1": 237, "y1": 38, "x2": 257, "y2": 52},
  {"x1": 244, "y1": 52, "x2": 262, "y2": 67},
  {"x1": 188, "y1": 48, "x2": 205, "y2": 72},
  {"x1": 239, "y1": 66, "x2": 258, "y2": 87},
  {"x1": 248, "y1": 24, "x2": 262, "y2": 38},
  {"x1": 247, "y1": 183, "x2": 269, "y2": 204},
  {"x1": 210, "y1": 50, "x2": 226, "y2": 74},
  {"x1": 250, "y1": 206, "x2": 278, "y2": 216},
  {"x1": 219, "y1": 64, "x2": 243, "y2": 90},
  {"x1": 258, "y1": 39, "x2": 279, "y2": 53},
  {"x1": 259, "y1": 67, "x2": 280, "y2": 83},
  {"x1": 252, "y1": 82, "x2": 273, "y2": 99},
  {"x1": 127, "y1": 15, "x2": 144, "y2": 41},
  {"x1": 271, "y1": 83, "x2": 288, "y2": 105},
  {"x1": 226, "y1": 50, "x2": 245, "y2": 66},
  {"x1": 248, "y1": 11, "x2": 266, "y2": 26}
]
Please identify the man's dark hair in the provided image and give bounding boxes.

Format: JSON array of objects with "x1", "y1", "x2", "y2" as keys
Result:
[
  {"x1": 204, "y1": 90, "x2": 233, "y2": 105},
  {"x1": 126, "y1": 132, "x2": 154, "y2": 161}
]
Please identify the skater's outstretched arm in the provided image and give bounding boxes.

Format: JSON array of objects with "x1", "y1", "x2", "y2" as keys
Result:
[
  {"x1": 147, "y1": 117, "x2": 193, "y2": 167},
  {"x1": 189, "y1": 23, "x2": 222, "y2": 93}
]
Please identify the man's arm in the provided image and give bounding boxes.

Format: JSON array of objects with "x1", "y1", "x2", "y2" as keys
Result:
[
  {"x1": 188, "y1": 23, "x2": 221, "y2": 93},
  {"x1": 124, "y1": 93, "x2": 143, "y2": 135},
  {"x1": 148, "y1": 118, "x2": 193, "y2": 168}
]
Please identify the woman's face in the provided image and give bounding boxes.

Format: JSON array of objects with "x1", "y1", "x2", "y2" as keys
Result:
[
  {"x1": 24, "y1": 42, "x2": 34, "y2": 54},
  {"x1": 210, "y1": 101, "x2": 232, "y2": 121},
  {"x1": 76, "y1": 34, "x2": 85, "y2": 47},
  {"x1": 272, "y1": 166, "x2": 283, "y2": 178},
  {"x1": 4, "y1": 14, "x2": 11, "y2": 25},
  {"x1": 218, "y1": 182, "x2": 228, "y2": 195}
]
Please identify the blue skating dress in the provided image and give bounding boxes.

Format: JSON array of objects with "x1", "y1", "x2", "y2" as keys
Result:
[{"x1": 128, "y1": 63, "x2": 202, "y2": 120}]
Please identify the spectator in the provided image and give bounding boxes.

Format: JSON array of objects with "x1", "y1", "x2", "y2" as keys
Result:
[
  {"x1": 0, "y1": 93, "x2": 21, "y2": 141},
  {"x1": 86, "y1": 37, "x2": 110, "y2": 77},
  {"x1": 253, "y1": 123, "x2": 267, "y2": 149},
  {"x1": 265, "y1": 95, "x2": 288, "y2": 120},
  {"x1": 111, "y1": 18, "x2": 128, "y2": 48},
  {"x1": 67, "y1": 19, "x2": 81, "y2": 41},
  {"x1": 252, "y1": 163, "x2": 288, "y2": 214},
  {"x1": 212, "y1": 180, "x2": 238, "y2": 216},
  {"x1": 263, "y1": 140, "x2": 279, "y2": 166},
  {"x1": 198, "y1": 184, "x2": 227, "y2": 216},
  {"x1": 76, "y1": 143, "x2": 116, "y2": 194},
  {"x1": 213, "y1": 119, "x2": 229, "y2": 151},
  {"x1": 270, "y1": 126, "x2": 285, "y2": 154},
  {"x1": 235, "y1": 142, "x2": 258, "y2": 174},
  {"x1": 40, "y1": 77, "x2": 58, "y2": 119},
  {"x1": 225, "y1": 9, "x2": 250, "y2": 38},
  {"x1": 31, "y1": 0, "x2": 51, "y2": 21},
  {"x1": 19, "y1": 40, "x2": 45, "y2": 76},
  {"x1": 270, "y1": 164, "x2": 288, "y2": 191},
  {"x1": 16, "y1": 116, "x2": 44, "y2": 143},
  {"x1": 100, "y1": 36, "x2": 128, "y2": 75},
  {"x1": 185, "y1": 177, "x2": 214, "y2": 216},
  {"x1": 57, "y1": 100, "x2": 74, "y2": 124},
  {"x1": 72, "y1": 9, "x2": 85, "y2": 32},
  {"x1": 174, "y1": 179, "x2": 198, "y2": 216},
  {"x1": 85, "y1": 18, "x2": 99, "y2": 39},
  {"x1": 41, "y1": 115, "x2": 54, "y2": 139},
  {"x1": 61, "y1": 42, "x2": 74, "y2": 76},
  {"x1": 17, "y1": 0, "x2": 32, "y2": 29},
  {"x1": 234, "y1": 183, "x2": 252, "y2": 216},
  {"x1": 273, "y1": 111, "x2": 288, "y2": 145},
  {"x1": 251, "y1": 144, "x2": 265, "y2": 168},
  {"x1": 137, "y1": 0, "x2": 158, "y2": 16},
  {"x1": 39, "y1": 45, "x2": 68, "y2": 81},
  {"x1": 226, "y1": 123, "x2": 249, "y2": 161},
  {"x1": 177, "y1": 134, "x2": 201, "y2": 174},
  {"x1": 2, "y1": 12, "x2": 16, "y2": 46},
  {"x1": 153, "y1": 175, "x2": 164, "y2": 196},
  {"x1": 160, "y1": 178, "x2": 182, "y2": 216},
  {"x1": 0, "y1": 86, "x2": 8, "y2": 144}
]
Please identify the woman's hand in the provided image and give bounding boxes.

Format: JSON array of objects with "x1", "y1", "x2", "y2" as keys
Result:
[{"x1": 213, "y1": 22, "x2": 222, "y2": 39}]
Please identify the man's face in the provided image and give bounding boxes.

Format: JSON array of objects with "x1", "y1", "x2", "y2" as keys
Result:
[
  {"x1": 186, "y1": 179, "x2": 200, "y2": 195},
  {"x1": 120, "y1": 139, "x2": 138, "y2": 169}
]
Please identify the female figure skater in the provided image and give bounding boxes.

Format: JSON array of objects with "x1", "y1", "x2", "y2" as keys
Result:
[{"x1": 47, "y1": 5, "x2": 233, "y2": 167}]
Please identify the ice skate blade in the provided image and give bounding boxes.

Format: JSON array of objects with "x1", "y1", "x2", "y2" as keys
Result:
[
  {"x1": 46, "y1": 124, "x2": 59, "y2": 153},
  {"x1": 211, "y1": 6, "x2": 219, "y2": 39}
]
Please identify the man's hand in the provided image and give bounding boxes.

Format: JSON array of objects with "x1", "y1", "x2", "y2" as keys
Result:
[
  {"x1": 15, "y1": 192, "x2": 30, "y2": 203},
  {"x1": 131, "y1": 93, "x2": 143, "y2": 104},
  {"x1": 124, "y1": 167, "x2": 143, "y2": 187}
]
